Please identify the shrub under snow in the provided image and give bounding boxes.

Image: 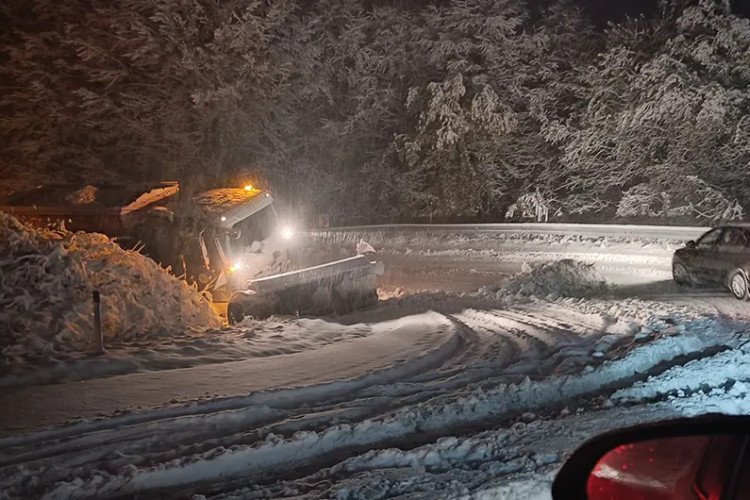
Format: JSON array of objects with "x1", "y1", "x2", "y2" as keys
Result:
[
  {"x1": 0, "y1": 213, "x2": 220, "y2": 368},
  {"x1": 615, "y1": 177, "x2": 744, "y2": 222},
  {"x1": 478, "y1": 259, "x2": 610, "y2": 302}
]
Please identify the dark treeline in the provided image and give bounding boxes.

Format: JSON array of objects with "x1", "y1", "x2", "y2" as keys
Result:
[{"x1": 1, "y1": 0, "x2": 749, "y2": 222}]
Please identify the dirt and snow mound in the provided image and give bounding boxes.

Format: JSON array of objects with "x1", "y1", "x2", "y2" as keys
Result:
[
  {"x1": 478, "y1": 259, "x2": 610, "y2": 302},
  {"x1": 0, "y1": 213, "x2": 219, "y2": 369}
]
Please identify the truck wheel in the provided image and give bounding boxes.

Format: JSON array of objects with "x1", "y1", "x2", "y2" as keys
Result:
[
  {"x1": 365, "y1": 287, "x2": 379, "y2": 307},
  {"x1": 227, "y1": 300, "x2": 245, "y2": 325},
  {"x1": 729, "y1": 269, "x2": 748, "y2": 300},
  {"x1": 228, "y1": 291, "x2": 276, "y2": 323}
]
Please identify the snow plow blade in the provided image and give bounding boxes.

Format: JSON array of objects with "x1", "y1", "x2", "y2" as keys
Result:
[{"x1": 227, "y1": 255, "x2": 383, "y2": 323}]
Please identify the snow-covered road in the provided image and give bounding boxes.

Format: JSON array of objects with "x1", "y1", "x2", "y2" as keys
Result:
[
  {"x1": 0, "y1": 313, "x2": 456, "y2": 434},
  {"x1": 2, "y1": 224, "x2": 749, "y2": 499}
]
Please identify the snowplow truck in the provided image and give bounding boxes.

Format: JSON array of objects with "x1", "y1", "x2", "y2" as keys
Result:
[{"x1": 0, "y1": 182, "x2": 382, "y2": 323}]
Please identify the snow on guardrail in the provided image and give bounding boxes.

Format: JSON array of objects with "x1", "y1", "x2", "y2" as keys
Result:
[{"x1": 316, "y1": 222, "x2": 709, "y2": 241}]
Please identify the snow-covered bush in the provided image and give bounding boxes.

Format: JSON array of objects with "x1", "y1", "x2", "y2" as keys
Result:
[
  {"x1": 0, "y1": 214, "x2": 220, "y2": 369},
  {"x1": 615, "y1": 183, "x2": 669, "y2": 218},
  {"x1": 505, "y1": 189, "x2": 556, "y2": 222},
  {"x1": 616, "y1": 177, "x2": 744, "y2": 222},
  {"x1": 680, "y1": 176, "x2": 744, "y2": 221}
]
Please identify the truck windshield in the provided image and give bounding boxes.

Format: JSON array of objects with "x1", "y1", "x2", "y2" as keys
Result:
[{"x1": 229, "y1": 205, "x2": 277, "y2": 251}]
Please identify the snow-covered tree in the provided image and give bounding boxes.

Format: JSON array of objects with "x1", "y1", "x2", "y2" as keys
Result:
[
  {"x1": 395, "y1": 75, "x2": 516, "y2": 216},
  {"x1": 265, "y1": 0, "x2": 534, "y2": 217},
  {"x1": 505, "y1": 189, "x2": 558, "y2": 222},
  {"x1": 0, "y1": 0, "x2": 290, "y2": 192},
  {"x1": 559, "y1": 1, "x2": 750, "y2": 217},
  {"x1": 4, "y1": 0, "x2": 746, "y2": 223}
]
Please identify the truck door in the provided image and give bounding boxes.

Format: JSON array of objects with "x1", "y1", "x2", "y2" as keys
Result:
[{"x1": 196, "y1": 231, "x2": 228, "y2": 286}]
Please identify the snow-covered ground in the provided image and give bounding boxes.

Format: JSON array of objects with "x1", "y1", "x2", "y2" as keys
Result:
[{"x1": 3, "y1": 223, "x2": 750, "y2": 499}]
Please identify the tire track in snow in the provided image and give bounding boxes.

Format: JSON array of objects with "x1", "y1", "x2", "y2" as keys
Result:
[
  {"x1": 0, "y1": 314, "x2": 466, "y2": 492},
  {"x1": 455, "y1": 309, "x2": 533, "y2": 355},
  {"x1": 0, "y1": 305, "x2": 630, "y2": 497},
  {"x1": 39, "y1": 317, "x2": 738, "y2": 499},
  {"x1": 11, "y1": 304, "x2": 733, "y2": 499}
]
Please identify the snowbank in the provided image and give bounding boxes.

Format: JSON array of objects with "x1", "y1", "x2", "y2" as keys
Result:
[
  {"x1": 0, "y1": 213, "x2": 219, "y2": 369},
  {"x1": 613, "y1": 321, "x2": 750, "y2": 415},
  {"x1": 477, "y1": 259, "x2": 610, "y2": 302}
]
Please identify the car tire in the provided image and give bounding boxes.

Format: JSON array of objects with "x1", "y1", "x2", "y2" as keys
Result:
[
  {"x1": 672, "y1": 261, "x2": 691, "y2": 286},
  {"x1": 729, "y1": 269, "x2": 749, "y2": 300}
]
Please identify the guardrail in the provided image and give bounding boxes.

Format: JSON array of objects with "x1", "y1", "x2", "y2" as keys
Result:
[{"x1": 313, "y1": 223, "x2": 709, "y2": 241}]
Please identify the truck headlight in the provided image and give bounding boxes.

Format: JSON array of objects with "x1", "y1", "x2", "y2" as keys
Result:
[{"x1": 280, "y1": 225, "x2": 295, "y2": 240}]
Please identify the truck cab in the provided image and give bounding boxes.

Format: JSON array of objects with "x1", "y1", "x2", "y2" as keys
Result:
[
  {"x1": 0, "y1": 181, "x2": 287, "y2": 301},
  {"x1": 191, "y1": 185, "x2": 289, "y2": 300}
]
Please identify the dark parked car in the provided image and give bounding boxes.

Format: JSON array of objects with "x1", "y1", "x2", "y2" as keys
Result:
[{"x1": 672, "y1": 225, "x2": 750, "y2": 300}]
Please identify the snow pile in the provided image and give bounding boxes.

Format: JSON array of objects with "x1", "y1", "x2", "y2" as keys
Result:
[
  {"x1": 0, "y1": 213, "x2": 220, "y2": 369},
  {"x1": 477, "y1": 259, "x2": 610, "y2": 302},
  {"x1": 613, "y1": 321, "x2": 750, "y2": 415}
]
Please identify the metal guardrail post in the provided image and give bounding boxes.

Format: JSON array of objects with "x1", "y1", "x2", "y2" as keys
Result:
[{"x1": 93, "y1": 290, "x2": 104, "y2": 354}]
